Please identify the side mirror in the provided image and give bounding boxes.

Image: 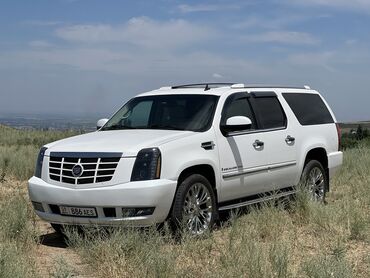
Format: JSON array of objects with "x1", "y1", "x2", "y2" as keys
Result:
[
  {"x1": 97, "y1": 118, "x2": 109, "y2": 130},
  {"x1": 222, "y1": 116, "x2": 252, "y2": 135}
]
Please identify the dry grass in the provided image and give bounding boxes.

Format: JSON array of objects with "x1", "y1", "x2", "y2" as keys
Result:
[
  {"x1": 62, "y1": 146, "x2": 369, "y2": 278},
  {"x1": 0, "y1": 125, "x2": 369, "y2": 277}
]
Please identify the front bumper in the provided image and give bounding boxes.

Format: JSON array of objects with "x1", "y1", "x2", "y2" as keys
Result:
[{"x1": 28, "y1": 177, "x2": 177, "y2": 227}]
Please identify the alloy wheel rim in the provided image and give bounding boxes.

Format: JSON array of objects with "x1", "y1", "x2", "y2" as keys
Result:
[
  {"x1": 183, "y1": 183, "x2": 212, "y2": 235},
  {"x1": 306, "y1": 167, "x2": 325, "y2": 201}
]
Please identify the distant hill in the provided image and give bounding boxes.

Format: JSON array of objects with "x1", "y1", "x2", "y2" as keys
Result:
[
  {"x1": 339, "y1": 121, "x2": 370, "y2": 134},
  {"x1": 0, "y1": 116, "x2": 96, "y2": 131}
]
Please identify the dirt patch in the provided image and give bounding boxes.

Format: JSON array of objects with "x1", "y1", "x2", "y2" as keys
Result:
[{"x1": 36, "y1": 220, "x2": 92, "y2": 277}]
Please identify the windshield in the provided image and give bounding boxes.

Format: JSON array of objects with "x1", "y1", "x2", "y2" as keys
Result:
[{"x1": 101, "y1": 94, "x2": 219, "y2": 132}]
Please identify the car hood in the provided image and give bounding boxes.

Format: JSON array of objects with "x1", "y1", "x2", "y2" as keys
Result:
[{"x1": 45, "y1": 129, "x2": 195, "y2": 157}]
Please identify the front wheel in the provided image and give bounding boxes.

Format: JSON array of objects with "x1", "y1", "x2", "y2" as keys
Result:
[
  {"x1": 300, "y1": 160, "x2": 328, "y2": 202},
  {"x1": 171, "y1": 174, "x2": 217, "y2": 235}
]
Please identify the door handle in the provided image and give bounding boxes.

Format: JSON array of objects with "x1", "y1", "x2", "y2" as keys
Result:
[
  {"x1": 285, "y1": 135, "x2": 295, "y2": 144},
  {"x1": 253, "y1": 140, "x2": 264, "y2": 149}
]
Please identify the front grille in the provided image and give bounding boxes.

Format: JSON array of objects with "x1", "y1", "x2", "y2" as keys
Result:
[{"x1": 48, "y1": 152, "x2": 122, "y2": 185}]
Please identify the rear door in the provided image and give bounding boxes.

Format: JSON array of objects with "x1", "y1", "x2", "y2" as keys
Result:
[{"x1": 249, "y1": 92, "x2": 298, "y2": 190}]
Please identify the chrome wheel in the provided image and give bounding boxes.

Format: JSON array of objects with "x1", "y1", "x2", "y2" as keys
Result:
[
  {"x1": 183, "y1": 182, "x2": 213, "y2": 235},
  {"x1": 306, "y1": 166, "x2": 325, "y2": 201}
]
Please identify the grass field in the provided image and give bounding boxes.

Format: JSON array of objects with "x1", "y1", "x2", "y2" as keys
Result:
[{"x1": 0, "y1": 125, "x2": 369, "y2": 277}]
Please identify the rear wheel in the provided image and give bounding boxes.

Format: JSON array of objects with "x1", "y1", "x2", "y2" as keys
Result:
[
  {"x1": 171, "y1": 174, "x2": 217, "y2": 235},
  {"x1": 300, "y1": 160, "x2": 328, "y2": 202}
]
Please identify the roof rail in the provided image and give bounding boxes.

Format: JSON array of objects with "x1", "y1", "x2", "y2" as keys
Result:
[
  {"x1": 240, "y1": 85, "x2": 310, "y2": 90},
  {"x1": 171, "y1": 83, "x2": 235, "y2": 91},
  {"x1": 170, "y1": 83, "x2": 311, "y2": 91}
]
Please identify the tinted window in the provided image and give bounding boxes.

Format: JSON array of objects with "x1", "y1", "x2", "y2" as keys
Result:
[
  {"x1": 221, "y1": 95, "x2": 256, "y2": 129},
  {"x1": 252, "y1": 97, "x2": 286, "y2": 129},
  {"x1": 283, "y1": 93, "x2": 334, "y2": 125}
]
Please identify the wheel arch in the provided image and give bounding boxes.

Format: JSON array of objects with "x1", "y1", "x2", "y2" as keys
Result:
[
  {"x1": 177, "y1": 164, "x2": 217, "y2": 198},
  {"x1": 303, "y1": 147, "x2": 329, "y2": 191},
  {"x1": 165, "y1": 164, "x2": 218, "y2": 222}
]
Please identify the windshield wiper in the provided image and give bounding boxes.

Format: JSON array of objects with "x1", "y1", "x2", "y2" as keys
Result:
[
  {"x1": 102, "y1": 124, "x2": 186, "y2": 131},
  {"x1": 149, "y1": 124, "x2": 186, "y2": 131},
  {"x1": 102, "y1": 124, "x2": 139, "y2": 131}
]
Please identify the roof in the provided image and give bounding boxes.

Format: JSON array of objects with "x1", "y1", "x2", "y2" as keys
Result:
[{"x1": 137, "y1": 83, "x2": 315, "y2": 97}]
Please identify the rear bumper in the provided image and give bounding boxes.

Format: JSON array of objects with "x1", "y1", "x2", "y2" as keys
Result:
[
  {"x1": 328, "y1": 151, "x2": 343, "y2": 179},
  {"x1": 28, "y1": 176, "x2": 177, "y2": 227}
]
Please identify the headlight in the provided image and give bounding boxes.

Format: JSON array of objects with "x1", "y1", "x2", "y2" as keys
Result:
[
  {"x1": 131, "y1": 148, "x2": 161, "y2": 181},
  {"x1": 35, "y1": 147, "x2": 47, "y2": 178}
]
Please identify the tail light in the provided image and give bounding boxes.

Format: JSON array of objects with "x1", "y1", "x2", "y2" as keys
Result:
[{"x1": 336, "y1": 123, "x2": 341, "y2": 151}]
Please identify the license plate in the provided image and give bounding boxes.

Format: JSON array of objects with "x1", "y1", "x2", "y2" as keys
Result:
[{"x1": 59, "y1": 206, "x2": 97, "y2": 218}]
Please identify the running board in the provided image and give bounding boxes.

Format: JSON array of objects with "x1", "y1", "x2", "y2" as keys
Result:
[{"x1": 218, "y1": 189, "x2": 297, "y2": 211}]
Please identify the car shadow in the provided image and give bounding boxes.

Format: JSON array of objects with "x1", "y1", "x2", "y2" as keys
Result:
[{"x1": 39, "y1": 231, "x2": 68, "y2": 248}]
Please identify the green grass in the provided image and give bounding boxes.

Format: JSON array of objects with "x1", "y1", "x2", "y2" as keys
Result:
[
  {"x1": 0, "y1": 125, "x2": 79, "y2": 148},
  {"x1": 0, "y1": 125, "x2": 80, "y2": 180},
  {"x1": 0, "y1": 125, "x2": 79, "y2": 277},
  {"x1": 0, "y1": 124, "x2": 369, "y2": 277},
  {"x1": 0, "y1": 190, "x2": 39, "y2": 278},
  {"x1": 0, "y1": 242, "x2": 38, "y2": 278}
]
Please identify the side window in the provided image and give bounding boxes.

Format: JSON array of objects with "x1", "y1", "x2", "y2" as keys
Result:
[
  {"x1": 283, "y1": 93, "x2": 334, "y2": 125},
  {"x1": 221, "y1": 94, "x2": 256, "y2": 129},
  {"x1": 251, "y1": 96, "x2": 286, "y2": 129}
]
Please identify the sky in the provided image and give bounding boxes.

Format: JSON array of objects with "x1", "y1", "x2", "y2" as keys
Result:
[{"x1": 0, "y1": 0, "x2": 370, "y2": 122}]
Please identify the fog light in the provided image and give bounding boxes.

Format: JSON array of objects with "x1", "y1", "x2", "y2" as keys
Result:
[
  {"x1": 122, "y1": 207, "x2": 155, "y2": 218},
  {"x1": 32, "y1": 201, "x2": 45, "y2": 212},
  {"x1": 103, "y1": 207, "x2": 116, "y2": 218}
]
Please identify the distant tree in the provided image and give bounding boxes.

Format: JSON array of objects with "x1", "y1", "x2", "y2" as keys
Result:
[
  {"x1": 356, "y1": 125, "x2": 364, "y2": 140},
  {"x1": 363, "y1": 128, "x2": 369, "y2": 138}
]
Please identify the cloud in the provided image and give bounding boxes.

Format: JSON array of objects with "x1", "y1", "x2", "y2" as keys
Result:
[
  {"x1": 23, "y1": 20, "x2": 63, "y2": 26},
  {"x1": 233, "y1": 14, "x2": 331, "y2": 30},
  {"x1": 212, "y1": 73, "x2": 223, "y2": 79},
  {"x1": 345, "y1": 39, "x2": 357, "y2": 45},
  {"x1": 177, "y1": 4, "x2": 239, "y2": 13},
  {"x1": 288, "y1": 51, "x2": 335, "y2": 70},
  {"x1": 283, "y1": 0, "x2": 370, "y2": 13},
  {"x1": 28, "y1": 40, "x2": 53, "y2": 48},
  {"x1": 244, "y1": 31, "x2": 319, "y2": 45},
  {"x1": 0, "y1": 46, "x2": 271, "y2": 82},
  {"x1": 55, "y1": 17, "x2": 214, "y2": 49}
]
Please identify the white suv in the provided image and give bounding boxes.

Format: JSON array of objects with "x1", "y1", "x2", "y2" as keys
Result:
[{"x1": 28, "y1": 83, "x2": 343, "y2": 234}]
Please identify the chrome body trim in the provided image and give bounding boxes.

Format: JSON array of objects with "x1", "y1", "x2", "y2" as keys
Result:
[{"x1": 222, "y1": 161, "x2": 297, "y2": 179}]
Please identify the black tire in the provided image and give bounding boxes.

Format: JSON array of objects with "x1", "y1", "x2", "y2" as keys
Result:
[
  {"x1": 300, "y1": 160, "x2": 328, "y2": 202},
  {"x1": 171, "y1": 174, "x2": 217, "y2": 235}
]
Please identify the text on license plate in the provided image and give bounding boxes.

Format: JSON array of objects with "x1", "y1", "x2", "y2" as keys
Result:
[{"x1": 59, "y1": 206, "x2": 97, "y2": 217}]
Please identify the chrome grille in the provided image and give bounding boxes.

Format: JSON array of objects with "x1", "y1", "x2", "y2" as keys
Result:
[{"x1": 48, "y1": 152, "x2": 122, "y2": 185}]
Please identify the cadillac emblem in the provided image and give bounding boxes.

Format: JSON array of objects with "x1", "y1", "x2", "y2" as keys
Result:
[{"x1": 71, "y1": 164, "x2": 84, "y2": 177}]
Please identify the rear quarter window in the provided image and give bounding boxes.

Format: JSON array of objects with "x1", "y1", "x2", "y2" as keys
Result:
[{"x1": 283, "y1": 93, "x2": 334, "y2": 125}]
